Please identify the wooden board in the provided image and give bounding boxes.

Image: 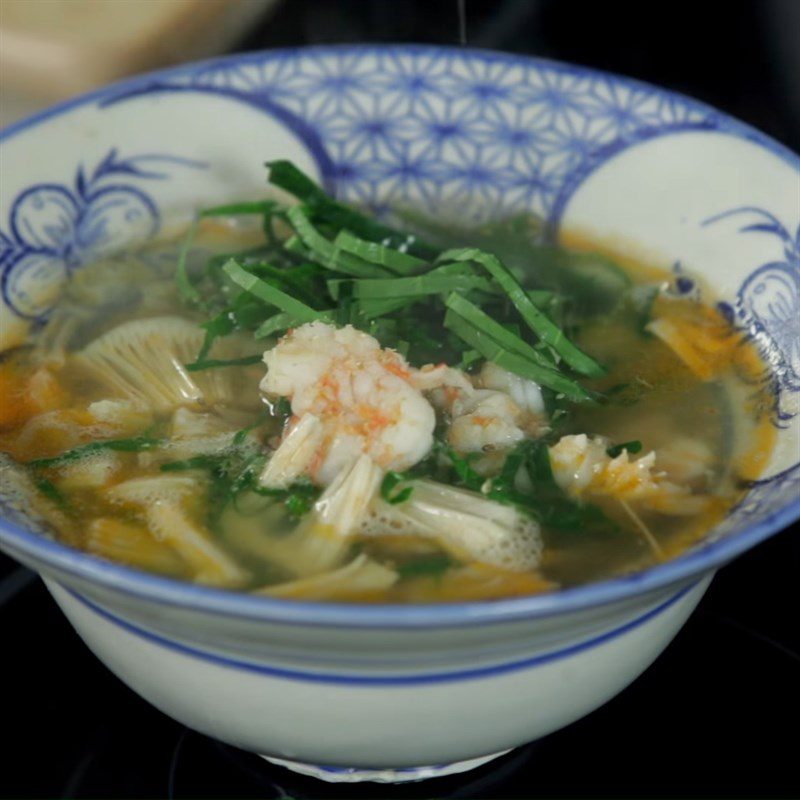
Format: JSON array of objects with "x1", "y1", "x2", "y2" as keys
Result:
[{"x1": 0, "y1": 0, "x2": 277, "y2": 101}]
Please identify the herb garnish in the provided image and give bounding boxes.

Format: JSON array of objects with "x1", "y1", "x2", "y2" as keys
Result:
[
  {"x1": 177, "y1": 161, "x2": 615, "y2": 398},
  {"x1": 606, "y1": 440, "x2": 643, "y2": 458},
  {"x1": 29, "y1": 437, "x2": 164, "y2": 469}
]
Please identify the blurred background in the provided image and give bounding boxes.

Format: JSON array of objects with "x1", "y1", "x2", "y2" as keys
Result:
[
  {"x1": 1, "y1": 2, "x2": 798, "y2": 799},
  {"x1": 2, "y1": 0, "x2": 800, "y2": 154}
]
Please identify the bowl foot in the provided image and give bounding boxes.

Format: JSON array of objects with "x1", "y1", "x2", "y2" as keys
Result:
[{"x1": 260, "y1": 749, "x2": 512, "y2": 783}]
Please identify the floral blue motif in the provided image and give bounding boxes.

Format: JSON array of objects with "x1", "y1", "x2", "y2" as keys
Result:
[
  {"x1": 703, "y1": 206, "x2": 800, "y2": 424},
  {"x1": 0, "y1": 149, "x2": 206, "y2": 320},
  {"x1": 713, "y1": 461, "x2": 800, "y2": 538}
]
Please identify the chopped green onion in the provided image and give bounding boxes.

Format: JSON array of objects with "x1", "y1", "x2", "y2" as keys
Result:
[
  {"x1": 231, "y1": 410, "x2": 272, "y2": 446},
  {"x1": 440, "y1": 247, "x2": 605, "y2": 378},
  {"x1": 460, "y1": 349, "x2": 482, "y2": 369},
  {"x1": 206, "y1": 245, "x2": 271, "y2": 269},
  {"x1": 283, "y1": 234, "x2": 314, "y2": 259},
  {"x1": 528, "y1": 289, "x2": 555, "y2": 305},
  {"x1": 195, "y1": 310, "x2": 235, "y2": 363},
  {"x1": 248, "y1": 261, "x2": 322, "y2": 307}
]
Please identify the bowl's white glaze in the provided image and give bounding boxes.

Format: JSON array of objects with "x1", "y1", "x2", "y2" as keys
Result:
[{"x1": 1, "y1": 46, "x2": 798, "y2": 782}]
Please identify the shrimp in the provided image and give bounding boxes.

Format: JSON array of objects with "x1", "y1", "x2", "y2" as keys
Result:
[
  {"x1": 448, "y1": 390, "x2": 527, "y2": 454},
  {"x1": 260, "y1": 325, "x2": 549, "y2": 485},
  {"x1": 260, "y1": 322, "x2": 435, "y2": 486},
  {"x1": 548, "y1": 434, "x2": 710, "y2": 515},
  {"x1": 414, "y1": 362, "x2": 546, "y2": 459},
  {"x1": 477, "y1": 361, "x2": 546, "y2": 417}
]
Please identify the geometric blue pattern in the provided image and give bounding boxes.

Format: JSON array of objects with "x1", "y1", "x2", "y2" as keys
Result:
[{"x1": 179, "y1": 48, "x2": 720, "y2": 222}]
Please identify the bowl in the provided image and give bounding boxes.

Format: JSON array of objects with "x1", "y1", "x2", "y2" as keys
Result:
[{"x1": 1, "y1": 45, "x2": 798, "y2": 784}]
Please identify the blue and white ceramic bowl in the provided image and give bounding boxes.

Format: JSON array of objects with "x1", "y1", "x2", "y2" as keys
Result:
[{"x1": 1, "y1": 46, "x2": 798, "y2": 784}]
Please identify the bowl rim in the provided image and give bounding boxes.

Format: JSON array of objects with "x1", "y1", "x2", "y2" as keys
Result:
[{"x1": 1, "y1": 43, "x2": 798, "y2": 629}]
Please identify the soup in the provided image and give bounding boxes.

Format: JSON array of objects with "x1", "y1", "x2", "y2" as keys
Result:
[{"x1": 0, "y1": 161, "x2": 776, "y2": 602}]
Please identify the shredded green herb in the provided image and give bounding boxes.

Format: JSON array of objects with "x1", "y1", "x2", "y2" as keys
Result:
[
  {"x1": 443, "y1": 308, "x2": 592, "y2": 401},
  {"x1": 380, "y1": 471, "x2": 414, "y2": 505},
  {"x1": 445, "y1": 293, "x2": 554, "y2": 367},
  {"x1": 200, "y1": 200, "x2": 280, "y2": 218},
  {"x1": 29, "y1": 437, "x2": 164, "y2": 469},
  {"x1": 34, "y1": 477, "x2": 69, "y2": 509},
  {"x1": 254, "y1": 312, "x2": 298, "y2": 339},
  {"x1": 221, "y1": 259, "x2": 331, "y2": 322},
  {"x1": 439, "y1": 247, "x2": 605, "y2": 378},
  {"x1": 176, "y1": 220, "x2": 202, "y2": 307},
  {"x1": 266, "y1": 160, "x2": 438, "y2": 258},
  {"x1": 161, "y1": 444, "x2": 320, "y2": 527},
  {"x1": 176, "y1": 161, "x2": 619, "y2": 412},
  {"x1": 396, "y1": 553, "x2": 453, "y2": 579},
  {"x1": 606, "y1": 440, "x2": 643, "y2": 458},
  {"x1": 185, "y1": 354, "x2": 263, "y2": 371},
  {"x1": 333, "y1": 230, "x2": 427, "y2": 275},
  {"x1": 286, "y1": 206, "x2": 392, "y2": 278}
]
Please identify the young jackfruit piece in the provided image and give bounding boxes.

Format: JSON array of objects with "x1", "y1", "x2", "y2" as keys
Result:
[
  {"x1": 0, "y1": 357, "x2": 68, "y2": 431},
  {"x1": 105, "y1": 475, "x2": 248, "y2": 587},
  {"x1": 0, "y1": 452, "x2": 77, "y2": 544},
  {"x1": 255, "y1": 554, "x2": 398, "y2": 601},
  {"x1": 169, "y1": 408, "x2": 239, "y2": 439},
  {"x1": 87, "y1": 400, "x2": 153, "y2": 434},
  {"x1": 55, "y1": 451, "x2": 122, "y2": 490},
  {"x1": 360, "y1": 480, "x2": 543, "y2": 572},
  {"x1": 8, "y1": 409, "x2": 107, "y2": 461},
  {"x1": 85, "y1": 518, "x2": 188, "y2": 577},
  {"x1": 137, "y1": 433, "x2": 241, "y2": 470},
  {"x1": 394, "y1": 561, "x2": 554, "y2": 603},
  {"x1": 259, "y1": 413, "x2": 324, "y2": 489},
  {"x1": 654, "y1": 437, "x2": 716, "y2": 489},
  {"x1": 251, "y1": 454, "x2": 384, "y2": 578},
  {"x1": 137, "y1": 407, "x2": 247, "y2": 469},
  {"x1": 2, "y1": 398, "x2": 151, "y2": 464},
  {"x1": 72, "y1": 316, "x2": 260, "y2": 413}
]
